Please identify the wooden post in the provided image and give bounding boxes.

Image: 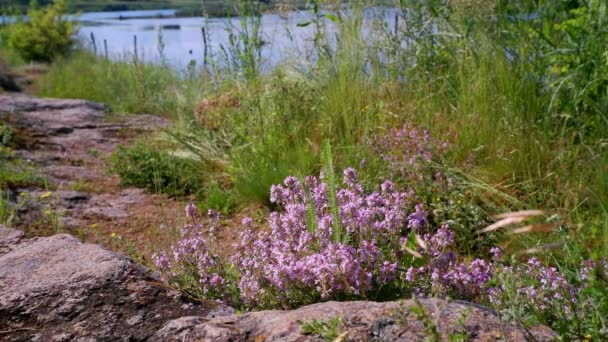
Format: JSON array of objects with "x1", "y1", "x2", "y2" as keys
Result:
[
  {"x1": 90, "y1": 32, "x2": 97, "y2": 54},
  {"x1": 103, "y1": 39, "x2": 108, "y2": 60},
  {"x1": 394, "y1": 13, "x2": 399, "y2": 36},
  {"x1": 202, "y1": 27, "x2": 209, "y2": 66},
  {"x1": 133, "y1": 35, "x2": 138, "y2": 61}
]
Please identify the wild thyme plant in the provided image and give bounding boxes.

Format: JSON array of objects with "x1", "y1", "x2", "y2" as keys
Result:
[{"x1": 154, "y1": 167, "x2": 502, "y2": 309}]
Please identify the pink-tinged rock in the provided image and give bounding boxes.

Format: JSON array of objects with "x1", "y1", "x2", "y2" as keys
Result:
[
  {"x1": 153, "y1": 299, "x2": 557, "y2": 342},
  {"x1": 0, "y1": 228, "x2": 234, "y2": 341}
]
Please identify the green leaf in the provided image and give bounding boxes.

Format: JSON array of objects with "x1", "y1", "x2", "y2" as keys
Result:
[
  {"x1": 297, "y1": 21, "x2": 313, "y2": 27},
  {"x1": 402, "y1": 232, "x2": 428, "y2": 268},
  {"x1": 323, "y1": 13, "x2": 341, "y2": 23}
]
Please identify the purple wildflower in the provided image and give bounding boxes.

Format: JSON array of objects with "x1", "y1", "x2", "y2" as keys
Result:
[{"x1": 185, "y1": 203, "x2": 199, "y2": 219}]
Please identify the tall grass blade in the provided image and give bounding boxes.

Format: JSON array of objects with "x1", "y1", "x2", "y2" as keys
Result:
[{"x1": 320, "y1": 140, "x2": 343, "y2": 243}]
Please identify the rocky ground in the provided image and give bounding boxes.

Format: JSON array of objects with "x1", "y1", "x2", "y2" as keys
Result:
[
  {"x1": 0, "y1": 94, "x2": 186, "y2": 259},
  {"x1": 0, "y1": 93, "x2": 558, "y2": 341}
]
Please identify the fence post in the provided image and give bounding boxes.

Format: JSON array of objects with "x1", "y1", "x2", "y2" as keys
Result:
[
  {"x1": 202, "y1": 27, "x2": 209, "y2": 66},
  {"x1": 133, "y1": 35, "x2": 138, "y2": 61},
  {"x1": 90, "y1": 32, "x2": 97, "y2": 54},
  {"x1": 394, "y1": 13, "x2": 399, "y2": 36}
]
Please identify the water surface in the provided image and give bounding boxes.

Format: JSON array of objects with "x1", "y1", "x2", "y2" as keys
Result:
[
  {"x1": 78, "y1": 9, "x2": 329, "y2": 71},
  {"x1": 77, "y1": 8, "x2": 400, "y2": 71}
]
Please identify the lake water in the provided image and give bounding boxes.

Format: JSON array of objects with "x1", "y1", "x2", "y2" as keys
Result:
[
  {"x1": 77, "y1": 9, "x2": 332, "y2": 71},
  {"x1": 76, "y1": 8, "x2": 397, "y2": 71}
]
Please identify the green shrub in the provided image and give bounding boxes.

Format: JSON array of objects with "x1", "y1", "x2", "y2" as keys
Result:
[
  {"x1": 200, "y1": 182, "x2": 237, "y2": 215},
  {"x1": 109, "y1": 141, "x2": 202, "y2": 197},
  {"x1": 4, "y1": 0, "x2": 74, "y2": 62},
  {"x1": 0, "y1": 124, "x2": 13, "y2": 146}
]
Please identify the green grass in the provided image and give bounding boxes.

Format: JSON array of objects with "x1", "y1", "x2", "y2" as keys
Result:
[
  {"x1": 0, "y1": 190, "x2": 15, "y2": 225},
  {"x1": 34, "y1": 1, "x2": 607, "y2": 224},
  {"x1": 36, "y1": 50, "x2": 208, "y2": 116},
  {"x1": 108, "y1": 138, "x2": 204, "y2": 197},
  {"x1": 29, "y1": 1, "x2": 606, "y2": 224},
  {"x1": 0, "y1": 146, "x2": 44, "y2": 226},
  {"x1": 0, "y1": 147, "x2": 43, "y2": 189}
]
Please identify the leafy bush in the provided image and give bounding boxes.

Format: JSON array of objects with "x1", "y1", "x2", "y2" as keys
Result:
[
  {"x1": 200, "y1": 182, "x2": 237, "y2": 215},
  {"x1": 109, "y1": 141, "x2": 202, "y2": 197},
  {"x1": 3, "y1": 0, "x2": 74, "y2": 62},
  {"x1": 530, "y1": 0, "x2": 608, "y2": 122}
]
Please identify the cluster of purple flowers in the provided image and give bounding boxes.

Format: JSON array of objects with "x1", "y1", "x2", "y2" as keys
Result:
[
  {"x1": 404, "y1": 225, "x2": 494, "y2": 299},
  {"x1": 153, "y1": 168, "x2": 502, "y2": 308},
  {"x1": 489, "y1": 258, "x2": 608, "y2": 318},
  {"x1": 152, "y1": 206, "x2": 228, "y2": 298},
  {"x1": 233, "y1": 169, "x2": 414, "y2": 306},
  {"x1": 153, "y1": 167, "x2": 607, "y2": 311}
]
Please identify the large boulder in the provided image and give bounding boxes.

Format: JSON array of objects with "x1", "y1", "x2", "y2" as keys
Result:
[
  {"x1": 0, "y1": 226, "x2": 233, "y2": 341},
  {"x1": 153, "y1": 299, "x2": 557, "y2": 342}
]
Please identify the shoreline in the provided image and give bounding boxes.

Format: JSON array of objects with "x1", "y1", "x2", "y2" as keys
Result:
[{"x1": 0, "y1": 0, "x2": 312, "y2": 19}]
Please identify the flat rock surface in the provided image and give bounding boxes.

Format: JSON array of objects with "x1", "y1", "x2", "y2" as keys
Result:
[
  {"x1": 0, "y1": 94, "x2": 184, "y2": 255},
  {"x1": 153, "y1": 299, "x2": 556, "y2": 342},
  {"x1": 0, "y1": 225, "x2": 234, "y2": 341}
]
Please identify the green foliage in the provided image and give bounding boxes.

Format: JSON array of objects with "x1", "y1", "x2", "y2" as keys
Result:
[
  {"x1": 38, "y1": 51, "x2": 203, "y2": 115},
  {"x1": 220, "y1": 0, "x2": 263, "y2": 79},
  {"x1": 448, "y1": 307, "x2": 472, "y2": 342},
  {"x1": 232, "y1": 147, "x2": 315, "y2": 204},
  {"x1": 535, "y1": 0, "x2": 608, "y2": 121},
  {"x1": 3, "y1": 0, "x2": 75, "y2": 62},
  {"x1": 109, "y1": 140, "x2": 203, "y2": 197},
  {"x1": 0, "y1": 124, "x2": 13, "y2": 146},
  {"x1": 299, "y1": 317, "x2": 344, "y2": 341},
  {"x1": 0, "y1": 191, "x2": 15, "y2": 225},
  {"x1": 27, "y1": 1, "x2": 608, "y2": 337},
  {"x1": 200, "y1": 182, "x2": 237, "y2": 215},
  {"x1": 0, "y1": 151, "x2": 43, "y2": 189}
]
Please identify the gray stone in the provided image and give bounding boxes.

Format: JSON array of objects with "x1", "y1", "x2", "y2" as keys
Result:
[
  {"x1": 0, "y1": 229, "x2": 232, "y2": 341},
  {"x1": 152, "y1": 299, "x2": 557, "y2": 342}
]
